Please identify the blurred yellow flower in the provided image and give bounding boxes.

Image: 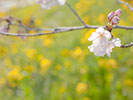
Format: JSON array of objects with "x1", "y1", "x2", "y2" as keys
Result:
[
  {"x1": 43, "y1": 38, "x2": 53, "y2": 48},
  {"x1": 7, "y1": 66, "x2": 24, "y2": 87},
  {"x1": 0, "y1": 10, "x2": 6, "y2": 17},
  {"x1": 61, "y1": 49, "x2": 71, "y2": 57},
  {"x1": 59, "y1": 86, "x2": 66, "y2": 94},
  {"x1": 80, "y1": 29, "x2": 95, "y2": 44},
  {"x1": 107, "y1": 59, "x2": 118, "y2": 68},
  {"x1": 37, "y1": 54, "x2": 44, "y2": 61},
  {"x1": 98, "y1": 59, "x2": 118, "y2": 69},
  {"x1": 0, "y1": 47, "x2": 8, "y2": 57},
  {"x1": 24, "y1": 49, "x2": 37, "y2": 60},
  {"x1": 40, "y1": 58, "x2": 51, "y2": 75},
  {"x1": 29, "y1": 30, "x2": 36, "y2": 34},
  {"x1": 124, "y1": 79, "x2": 133, "y2": 87},
  {"x1": 22, "y1": 16, "x2": 32, "y2": 26},
  {"x1": 35, "y1": 18, "x2": 42, "y2": 26},
  {"x1": 76, "y1": 83, "x2": 88, "y2": 94},
  {"x1": 98, "y1": 14, "x2": 106, "y2": 24},
  {"x1": 24, "y1": 65, "x2": 36, "y2": 73},
  {"x1": 72, "y1": 47, "x2": 84, "y2": 58},
  {"x1": 55, "y1": 64, "x2": 62, "y2": 71},
  {"x1": 0, "y1": 78, "x2": 6, "y2": 86}
]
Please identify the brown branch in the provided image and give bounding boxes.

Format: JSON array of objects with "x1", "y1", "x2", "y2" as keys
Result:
[{"x1": 117, "y1": 0, "x2": 133, "y2": 11}]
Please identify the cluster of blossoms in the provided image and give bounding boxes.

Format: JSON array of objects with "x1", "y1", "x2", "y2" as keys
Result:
[
  {"x1": 88, "y1": 27, "x2": 121, "y2": 57},
  {"x1": 88, "y1": 9, "x2": 122, "y2": 57},
  {"x1": 37, "y1": 0, "x2": 66, "y2": 9}
]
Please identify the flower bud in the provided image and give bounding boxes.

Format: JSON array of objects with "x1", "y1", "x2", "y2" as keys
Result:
[
  {"x1": 115, "y1": 9, "x2": 122, "y2": 17},
  {"x1": 112, "y1": 16, "x2": 120, "y2": 25},
  {"x1": 108, "y1": 11, "x2": 115, "y2": 22}
]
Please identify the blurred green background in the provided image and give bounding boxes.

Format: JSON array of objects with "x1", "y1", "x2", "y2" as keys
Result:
[{"x1": 0, "y1": 0, "x2": 133, "y2": 100}]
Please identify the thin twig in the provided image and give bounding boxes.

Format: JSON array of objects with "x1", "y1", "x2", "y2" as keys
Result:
[
  {"x1": 117, "y1": 0, "x2": 133, "y2": 11},
  {"x1": 66, "y1": 2, "x2": 86, "y2": 26},
  {"x1": 121, "y1": 42, "x2": 133, "y2": 48}
]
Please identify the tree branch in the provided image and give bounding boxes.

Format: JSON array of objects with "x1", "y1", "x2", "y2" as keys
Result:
[
  {"x1": 117, "y1": 0, "x2": 133, "y2": 11},
  {"x1": 0, "y1": 25, "x2": 133, "y2": 37},
  {"x1": 66, "y1": 2, "x2": 86, "y2": 26},
  {"x1": 0, "y1": 4, "x2": 133, "y2": 48},
  {"x1": 121, "y1": 42, "x2": 133, "y2": 48}
]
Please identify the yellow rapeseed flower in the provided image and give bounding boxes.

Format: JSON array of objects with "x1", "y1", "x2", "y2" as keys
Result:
[
  {"x1": 76, "y1": 83, "x2": 88, "y2": 94},
  {"x1": 59, "y1": 86, "x2": 66, "y2": 94},
  {"x1": 98, "y1": 14, "x2": 106, "y2": 24},
  {"x1": 29, "y1": 30, "x2": 36, "y2": 34},
  {"x1": 107, "y1": 59, "x2": 118, "y2": 68},
  {"x1": 124, "y1": 79, "x2": 133, "y2": 87},
  {"x1": 35, "y1": 18, "x2": 42, "y2": 26},
  {"x1": 55, "y1": 64, "x2": 62, "y2": 71},
  {"x1": 24, "y1": 65, "x2": 36, "y2": 73},
  {"x1": 7, "y1": 66, "x2": 24, "y2": 87},
  {"x1": 43, "y1": 38, "x2": 53, "y2": 48},
  {"x1": 98, "y1": 59, "x2": 118, "y2": 70},
  {"x1": 80, "y1": 29, "x2": 95, "y2": 44},
  {"x1": 24, "y1": 49, "x2": 37, "y2": 60},
  {"x1": 40, "y1": 58, "x2": 51, "y2": 75},
  {"x1": 72, "y1": 47, "x2": 84, "y2": 58},
  {"x1": 0, "y1": 78, "x2": 6, "y2": 86},
  {"x1": 22, "y1": 16, "x2": 32, "y2": 26},
  {"x1": 0, "y1": 46, "x2": 8, "y2": 57},
  {"x1": 61, "y1": 49, "x2": 71, "y2": 57},
  {"x1": 0, "y1": 10, "x2": 6, "y2": 17}
]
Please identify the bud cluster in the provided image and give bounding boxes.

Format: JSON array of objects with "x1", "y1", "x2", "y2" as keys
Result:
[{"x1": 108, "y1": 9, "x2": 122, "y2": 25}]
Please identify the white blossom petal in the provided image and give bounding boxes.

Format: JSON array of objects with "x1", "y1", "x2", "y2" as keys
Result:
[
  {"x1": 37, "y1": 0, "x2": 66, "y2": 9},
  {"x1": 58, "y1": 0, "x2": 66, "y2": 5},
  {"x1": 112, "y1": 38, "x2": 121, "y2": 47},
  {"x1": 88, "y1": 45, "x2": 94, "y2": 52},
  {"x1": 104, "y1": 31, "x2": 111, "y2": 40},
  {"x1": 88, "y1": 32, "x2": 99, "y2": 41},
  {"x1": 93, "y1": 37, "x2": 108, "y2": 57},
  {"x1": 96, "y1": 27, "x2": 104, "y2": 33}
]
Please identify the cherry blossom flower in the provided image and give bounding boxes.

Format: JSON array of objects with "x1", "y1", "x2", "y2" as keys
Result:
[
  {"x1": 88, "y1": 27, "x2": 111, "y2": 57},
  {"x1": 106, "y1": 38, "x2": 121, "y2": 57},
  {"x1": 37, "y1": 0, "x2": 66, "y2": 9},
  {"x1": 88, "y1": 27, "x2": 122, "y2": 57}
]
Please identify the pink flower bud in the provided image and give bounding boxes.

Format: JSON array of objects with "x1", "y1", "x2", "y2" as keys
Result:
[
  {"x1": 115, "y1": 9, "x2": 122, "y2": 17},
  {"x1": 112, "y1": 16, "x2": 120, "y2": 25},
  {"x1": 108, "y1": 11, "x2": 115, "y2": 22}
]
